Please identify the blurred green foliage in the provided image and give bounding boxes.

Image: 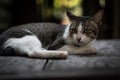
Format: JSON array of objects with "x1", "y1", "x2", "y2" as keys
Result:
[
  {"x1": 99, "y1": 0, "x2": 105, "y2": 8},
  {"x1": 0, "y1": 0, "x2": 105, "y2": 32},
  {"x1": 36, "y1": 0, "x2": 83, "y2": 24},
  {"x1": 54, "y1": 0, "x2": 81, "y2": 9}
]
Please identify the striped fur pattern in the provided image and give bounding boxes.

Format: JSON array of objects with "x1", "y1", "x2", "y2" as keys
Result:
[{"x1": 0, "y1": 10, "x2": 104, "y2": 58}]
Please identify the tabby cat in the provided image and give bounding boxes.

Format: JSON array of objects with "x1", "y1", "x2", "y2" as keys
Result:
[{"x1": 0, "y1": 10, "x2": 104, "y2": 59}]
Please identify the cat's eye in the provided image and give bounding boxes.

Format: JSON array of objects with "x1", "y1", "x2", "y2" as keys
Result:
[
  {"x1": 70, "y1": 28, "x2": 73, "y2": 31},
  {"x1": 70, "y1": 28, "x2": 77, "y2": 33},
  {"x1": 84, "y1": 29, "x2": 92, "y2": 33},
  {"x1": 70, "y1": 25, "x2": 76, "y2": 33},
  {"x1": 70, "y1": 29, "x2": 73, "y2": 32},
  {"x1": 88, "y1": 29, "x2": 92, "y2": 33}
]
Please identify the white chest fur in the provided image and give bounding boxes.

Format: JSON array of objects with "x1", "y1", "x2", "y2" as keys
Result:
[{"x1": 63, "y1": 24, "x2": 74, "y2": 45}]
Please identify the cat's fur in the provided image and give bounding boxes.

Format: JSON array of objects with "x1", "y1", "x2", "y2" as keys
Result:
[{"x1": 0, "y1": 10, "x2": 104, "y2": 59}]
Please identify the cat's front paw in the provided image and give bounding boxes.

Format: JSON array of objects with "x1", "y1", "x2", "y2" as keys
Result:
[
  {"x1": 82, "y1": 47, "x2": 97, "y2": 55},
  {"x1": 58, "y1": 45, "x2": 97, "y2": 55},
  {"x1": 71, "y1": 47, "x2": 97, "y2": 55}
]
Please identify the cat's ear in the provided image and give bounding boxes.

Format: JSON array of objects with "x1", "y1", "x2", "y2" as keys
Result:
[
  {"x1": 66, "y1": 11, "x2": 77, "y2": 21},
  {"x1": 93, "y1": 10, "x2": 104, "y2": 25}
]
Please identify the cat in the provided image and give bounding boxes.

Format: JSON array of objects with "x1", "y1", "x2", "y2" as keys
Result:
[
  {"x1": 0, "y1": 10, "x2": 104, "y2": 59},
  {"x1": 56, "y1": 10, "x2": 104, "y2": 55}
]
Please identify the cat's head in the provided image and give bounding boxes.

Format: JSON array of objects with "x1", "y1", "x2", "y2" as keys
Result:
[{"x1": 65, "y1": 10, "x2": 104, "y2": 46}]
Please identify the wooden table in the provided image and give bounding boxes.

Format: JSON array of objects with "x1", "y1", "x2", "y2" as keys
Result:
[{"x1": 0, "y1": 40, "x2": 120, "y2": 80}]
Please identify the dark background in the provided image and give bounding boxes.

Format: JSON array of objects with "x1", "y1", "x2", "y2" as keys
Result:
[{"x1": 0, "y1": 0, "x2": 120, "y2": 39}]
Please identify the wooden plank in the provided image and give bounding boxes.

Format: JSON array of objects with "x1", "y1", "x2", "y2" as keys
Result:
[
  {"x1": 0, "y1": 40, "x2": 120, "y2": 79},
  {"x1": 0, "y1": 57, "x2": 46, "y2": 74}
]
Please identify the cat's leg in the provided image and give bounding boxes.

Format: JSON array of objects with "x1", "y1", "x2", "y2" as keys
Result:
[
  {"x1": 29, "y1": 50, "x2": 68, "y2": 59},
  {"x1": 58, "y1": 45, "x2": 96, "y2": 55},
  {"x1": 4, "y1": 35, "x2": 68, "y2": 59},
  {"x1": 47, "y1": 36, "x2": 65, "y2": 50}
]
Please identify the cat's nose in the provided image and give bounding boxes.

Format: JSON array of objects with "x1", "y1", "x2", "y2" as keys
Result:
[{"x1": 77, "y1": 38, "x2": 81, "y2": 42}]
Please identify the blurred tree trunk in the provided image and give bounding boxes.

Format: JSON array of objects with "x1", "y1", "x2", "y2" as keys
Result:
[
  {"x1": 12, "y1": 0, "x2": 37, "y2": 26},
  {"x1": 83, "y1": 0, "x2": 101, "y2": 16},
  {"x1": 113, "y1": 0, "x2": 120, "y2": 38},
  {"x1": 0, "y1": 0, "x2": 13, "y2": 33},
  {"x1": 104, "y1": 0, "x2": 113, "y2": 39}
]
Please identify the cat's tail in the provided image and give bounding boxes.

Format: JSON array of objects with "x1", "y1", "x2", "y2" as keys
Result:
[{"x1": 28, "y1": 50, "x2": 68, "y2": 59}]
